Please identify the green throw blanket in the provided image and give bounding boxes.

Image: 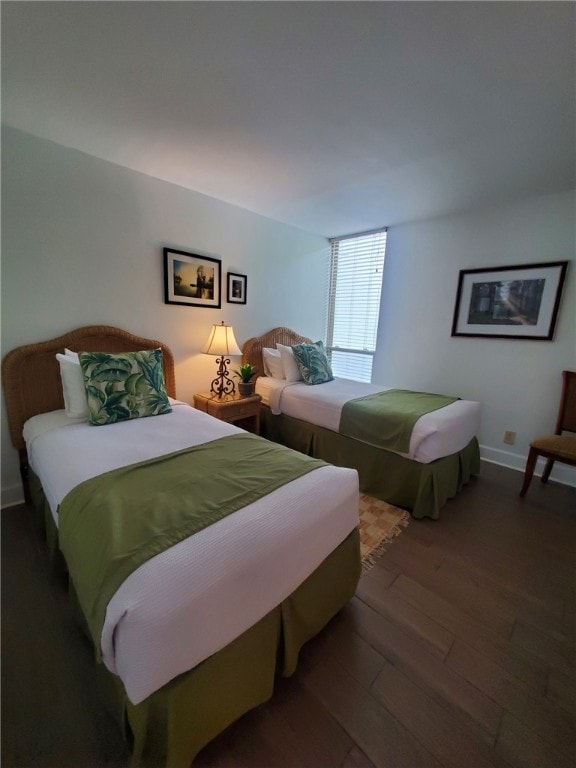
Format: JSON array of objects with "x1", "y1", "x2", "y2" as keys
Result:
[
  {"x1": 339, "y1": 389, "x2": 458, "y2": 453},
  {"x1": 58, "y1": 433, "x2": 327, "y2": 654}
]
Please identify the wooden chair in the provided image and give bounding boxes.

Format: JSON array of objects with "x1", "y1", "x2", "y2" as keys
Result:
[{"x1": 519, "y1": 370, "x2": 576, "y2": 496}]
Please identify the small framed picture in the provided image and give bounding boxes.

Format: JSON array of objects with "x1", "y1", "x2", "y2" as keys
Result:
[
  {"x1": 451, "y1": 261, "x2": 568, "y2": 340},
  {"x1": 163, "y1": 248, "x2": 221, "y2": 308},
  {"x1": 227, "y1": 272, "x2": 247, "y2": 305}
]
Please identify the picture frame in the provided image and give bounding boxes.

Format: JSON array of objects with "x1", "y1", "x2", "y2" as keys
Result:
[
  {"x1": 164, "y1": 248, "x2": 221, "y2": 308},
  {"x1": 451, "y1": 261, "x2": 568, "y2": 340},
  {"x1": 227, "y1": 272, "x2": 247, "y2": 305}
]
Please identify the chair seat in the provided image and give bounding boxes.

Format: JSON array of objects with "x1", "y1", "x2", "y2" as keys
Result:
[
  {"x1": 530, "y1": 434, "x2": 576, "y2": 461},
  {"x1": 520, "y1": 370, "x2": 576, "y2": 497}
]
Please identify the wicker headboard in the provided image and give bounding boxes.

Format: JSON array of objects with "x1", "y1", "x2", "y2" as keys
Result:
[
  {"x1": 242, "y1": 327, "x2": 312, "y2": 376},
  {"x1": 2, "y1": 325, "x2": 176, "y2": 453}
]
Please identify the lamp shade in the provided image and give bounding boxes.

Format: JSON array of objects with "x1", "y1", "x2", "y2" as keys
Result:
[{"x1": 203, "y1": 322, "x2": 242, "y2": 357}]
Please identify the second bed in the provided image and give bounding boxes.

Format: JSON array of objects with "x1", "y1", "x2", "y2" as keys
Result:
[{"x1": 243, "y1": 327, "x2": 481, "y2": 520}]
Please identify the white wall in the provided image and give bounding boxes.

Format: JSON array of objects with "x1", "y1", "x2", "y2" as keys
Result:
[
  {"x1": 1, "y1": 128, "x2": 329, "y2": 505},
  {"x1": 3, "y1": 129, "x2": 574, "y2": 506},
  {"x1": 373, "y1": 191, "x2": 576, "y2": 486}
]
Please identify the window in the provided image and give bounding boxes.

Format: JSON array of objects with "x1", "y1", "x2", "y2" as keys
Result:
[{"x1": 326, "y1": 228, "x2": 387, "y2": 382}]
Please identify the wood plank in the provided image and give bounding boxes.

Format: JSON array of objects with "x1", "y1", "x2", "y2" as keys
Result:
[
  {"x1": 563, "y1": 604, "x2": 575, "y2": 638},
  {"x1": 356, "y1": 575, "x2": 455, "y2": 659},
  {"x1": 510, "y1": 620, "x2": 576, "y2": 679},
  {"x1": 340, "y1": 745, "x2": 378, "y2": 768},
  {"x1": 265, "y1": 676, "x2": 354, "y2": 767},
  {"x1": 362, "y1": 560, "x2": 399, "y2": 590},
  {"x1": 436, "y1": 557, "x2": 573, "y2": 640},
  {"x1": 389, "y1": 574, "x2": 549, "y2": 694},
  {"x1": 452, "y1": 498, "x2": 576, "y2": 566},
  {"x1": 400, "y1": 516, "x2": 438, "y2": 548},
  {"x1": 446, "y1": 639, "x2": 576, "y2": 757},
  {"x1": 496, "y1": 711, "x2": 576, "y2": 768},
  {"x1": 425, "y1": 532, "x2": 571, "y2": 610},
  {"x1": 346, "y1": 598, "x2": 503, "y2": 739},
  {"x1": 302, "y1": 656, "x2": 443, "y2": 768},
  {"x1": 212, "y1": 707, "x2": 321, "y2": 768},
  {"x1": 377, "y1": 531, "x2": 446, "y2": 580},
  {"x1": 547, "y1": 669, "x2": 576, "y2": 717},
  {"x1": 407, "y1": 478, "x2": 576, "y2": 608},
  {"x1": 301, "y1": 616, "x2": 385, "y2": 690},
  {"x1": 425, "y1": 464, "x2": 575, "y2": 564},
  {"x1": 371, "y1": 659, "x2": 510, "y2": 767},
  {"x1": 397, "y1": 557, "x2": 516, "y2": 638},
  {"x1": 195, "y1": 709, "x2": 270, "y2": 768}
]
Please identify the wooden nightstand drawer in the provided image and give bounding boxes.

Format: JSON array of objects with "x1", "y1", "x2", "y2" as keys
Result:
[
  {"x1": 222, "y1": 401, "x2": 256, "y2": 419},
  {"x1": 193, "y1": 392, "x2": 261, "y2": 435}
]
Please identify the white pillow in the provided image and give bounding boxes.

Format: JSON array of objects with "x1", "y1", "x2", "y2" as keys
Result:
[
  {"x1": 64, "y1": 347, "x2": 79, "y2": 362},
  {"x1": 55, "y1": 353, "x2": 89, "y2": 418},
  {"x1": 262, "y1": 348, "x2": 285, "y2": 379},
  {"x1": 277, "y1": 343, "x2": 304, "y2": 382}
]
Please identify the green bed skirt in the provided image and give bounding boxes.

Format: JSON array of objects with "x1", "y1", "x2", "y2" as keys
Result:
[
  {"x1": 260, "y1": 407, "x2": 480, "y2": 520},
  {"x1": 29, "y1": 471, "x2": 361, "y2": 767}
]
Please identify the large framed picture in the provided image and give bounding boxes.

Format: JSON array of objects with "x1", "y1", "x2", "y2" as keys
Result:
[
  {"x1": 163, "y1": 248, "x2": 221, "y2": 308},
  {"x1": 451, "y1": 261, "x2": 568, "y2": 340},
  {"x1": 227, "y1": 272, "x2": 247, "y2": 305}
]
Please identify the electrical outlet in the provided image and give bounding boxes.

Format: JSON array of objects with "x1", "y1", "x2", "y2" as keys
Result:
[{"x1": 503, "y1": 431, "x2": 516, "y2": 445}]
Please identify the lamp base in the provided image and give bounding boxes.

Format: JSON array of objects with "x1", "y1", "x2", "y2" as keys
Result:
[{"x1": 210, "y1": 356, "x2": 236, "y2": 398}]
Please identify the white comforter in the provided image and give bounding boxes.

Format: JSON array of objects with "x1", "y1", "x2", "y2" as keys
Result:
[
  {"x1": 23, "y1": 401, "x2": 359, "y2": 704},
  {"x1": 255, "y1": 377, "x2": 481, "y2": 463}
]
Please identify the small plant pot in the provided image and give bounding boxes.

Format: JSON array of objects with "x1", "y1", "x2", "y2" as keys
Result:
[{"x1": 238, "y1": 382, "x2": 254, "y2": 396}]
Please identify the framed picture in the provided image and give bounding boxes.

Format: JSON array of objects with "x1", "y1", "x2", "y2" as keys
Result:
[
  {"x1": 163, "y1": 248, "x2": 221, "y2": 308},
  {"x1": 227, "y1": 272, "x2": 247, "y2": 305},
  {"x1": 451, "y1": 261, "x2": 568, "y2": 340}
]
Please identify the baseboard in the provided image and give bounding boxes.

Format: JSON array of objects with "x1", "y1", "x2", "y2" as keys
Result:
[
  {"x1": 479, "y1": 444, "x2": 576, "y2": 488},
  {"x1": 1, "y1": 483, "x2": 25, "y2": 510}
]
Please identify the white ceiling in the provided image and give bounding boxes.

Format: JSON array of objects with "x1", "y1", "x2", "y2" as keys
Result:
[{"x1": 2, "y1": 1, "x2": 575, "y2": 237}]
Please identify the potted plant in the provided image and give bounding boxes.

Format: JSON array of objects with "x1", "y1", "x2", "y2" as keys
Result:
[{"x1": 234, "y1": 363, "x2": 257, "y2": 396}]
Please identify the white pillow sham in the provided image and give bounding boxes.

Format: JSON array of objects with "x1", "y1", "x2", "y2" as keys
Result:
[
  {"x1": 277, "y1": 343, "x2": 304, "y2": 382},
  {"x1": 64, "y1": 347, "x2": 80, "y2": 362},
  {"x1": 262, "y1": 348, "x2": 285, "y2": 379},
  {"x1": 55, "y1": 352, "x2": 89, "y2": 419}
]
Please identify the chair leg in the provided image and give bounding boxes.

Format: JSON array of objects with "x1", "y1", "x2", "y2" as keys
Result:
[
  {"x1": 519, "y1": 447, "x2": 539, "y2": 497},
  {"x1": 541, "y1": 457, "x2": 555, "y2": 484}
]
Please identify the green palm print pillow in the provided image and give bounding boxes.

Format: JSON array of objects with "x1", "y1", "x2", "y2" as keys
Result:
[
  {"x1": 78, "y1": 349, "x2": 172, "y2": 426},
  {"x1": 291, "y1": 341, "x2": 334, "y2": 385}
]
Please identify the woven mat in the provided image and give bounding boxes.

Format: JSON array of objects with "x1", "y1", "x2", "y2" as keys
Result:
[{"x1": 359, "y1": 494, "x2": 410, "y2": 574}]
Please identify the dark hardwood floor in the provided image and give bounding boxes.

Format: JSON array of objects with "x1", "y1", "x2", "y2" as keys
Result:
[{"x1": 2, "y1": 461, "x2": 575, "y2": 768}]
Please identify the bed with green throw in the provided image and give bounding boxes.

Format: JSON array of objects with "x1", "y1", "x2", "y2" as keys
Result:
[
  {"x1": 2, "y1": 325, "x2": 361, "y2": 767},
  {"x1": 243, "y1": 327, "x2": 481, "y2": 520}
]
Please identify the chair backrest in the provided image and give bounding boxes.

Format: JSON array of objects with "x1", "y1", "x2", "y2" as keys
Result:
[{"x1": 556, "y1": 370, "x2": 576, "y2": 434}]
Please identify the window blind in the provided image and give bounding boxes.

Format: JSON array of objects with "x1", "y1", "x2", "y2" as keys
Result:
[{"x1": 326, "y1": 228, "x2": 387, "y2": 382}]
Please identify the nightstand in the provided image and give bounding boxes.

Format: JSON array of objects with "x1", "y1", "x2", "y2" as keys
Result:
[{"x1": 193, "y1": 392, "x2": 261, "y2": 435}]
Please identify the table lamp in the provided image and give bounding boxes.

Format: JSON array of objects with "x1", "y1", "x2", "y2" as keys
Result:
[{"x1": 203, "y1": 321, "x2": 242, "y2": 397}]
